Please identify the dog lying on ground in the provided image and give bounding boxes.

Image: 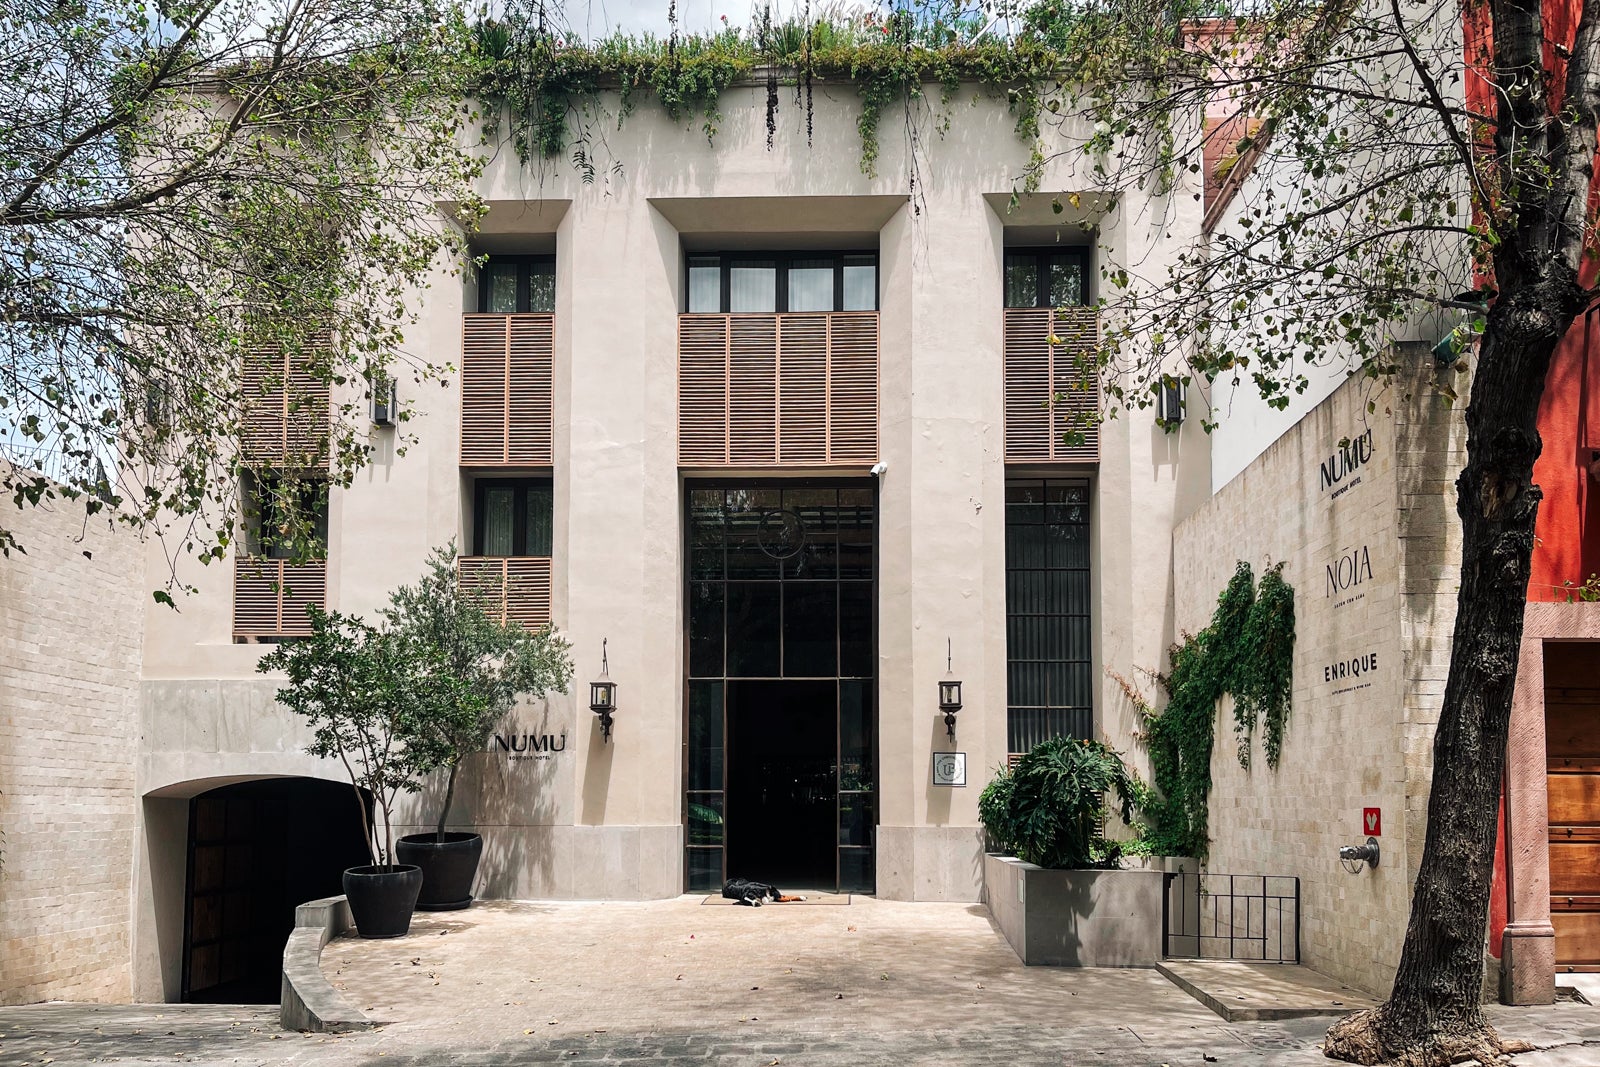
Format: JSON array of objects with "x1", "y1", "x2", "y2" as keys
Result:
[{"x1": 721, "y1": 878, "x2": 807, "y2": 906}]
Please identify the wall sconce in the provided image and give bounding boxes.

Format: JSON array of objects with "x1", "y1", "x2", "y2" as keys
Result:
[
  {"x1": 589, "y1": 638, "x2": 617, "y2": 742},
  {"x1": 939, "y1": 638, "x2": 963, "y2": 741},
  {"x1": 1157, "y1": 376, "x2": 1185, "y2": 427}
]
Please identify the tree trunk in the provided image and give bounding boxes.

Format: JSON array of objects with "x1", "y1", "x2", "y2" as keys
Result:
[
  {"x1": 1325, "y1": 284, "x2": 1572, "y2": 1065},
  {"x1": 436, "y1": 762, "x2": 459, "y2": 841}
]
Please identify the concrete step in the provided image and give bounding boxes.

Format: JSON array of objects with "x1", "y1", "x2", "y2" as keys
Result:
[{"x1": 1156, "y1": 959, "x2": 1378, "y2": 1022}]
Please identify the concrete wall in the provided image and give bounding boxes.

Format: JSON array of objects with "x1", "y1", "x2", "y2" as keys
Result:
[
  {"x1": 0, "y1": 493, "x2": 145, "y2": 1004},
  {"x1": 136, "y1": 81, "x2": 1209, "y2": 915},
  {"x1": 1170, "y1": 358, "x2": 1465, "y2": 995}
]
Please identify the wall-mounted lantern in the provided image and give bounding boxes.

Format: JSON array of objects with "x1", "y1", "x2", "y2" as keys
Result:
[
  {"x1": 1157, "y1": 376, "x2": 1185, "y2": 427},
  {"x1": 589, "y1": 638, "x2": 617, "y2": 742},
  {"x1": 939, "y1": 638, "x2": 962, "y2": 741}
]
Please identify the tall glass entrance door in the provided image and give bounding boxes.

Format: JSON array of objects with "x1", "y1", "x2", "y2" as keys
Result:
[{"x1": 684, "y1": 483, "x2": 875, "y2": 893}]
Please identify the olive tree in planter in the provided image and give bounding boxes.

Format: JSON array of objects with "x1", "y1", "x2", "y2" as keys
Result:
[
  {"x1": 979, "y1": 738, "x2": 1159, "y2": 967},
  {"x1": 259, "y1": 608, "x2": 428, "y2": 938},
  {"x1": 384, "y1": 544, "x2": 573, "y2": 910}
]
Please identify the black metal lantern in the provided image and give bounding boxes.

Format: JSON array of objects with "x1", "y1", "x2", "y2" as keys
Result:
[
  {"x1": 939, "y1": 638, "x2": 962, "y2": 740},
  {"x1": 589, "y1": 639, "x2": 616, "y2": 742}
]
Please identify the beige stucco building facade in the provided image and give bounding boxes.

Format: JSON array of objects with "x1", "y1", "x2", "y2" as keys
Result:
[{"x1": 117, "y1": 85, "x2": 1210, "y2": 1002}]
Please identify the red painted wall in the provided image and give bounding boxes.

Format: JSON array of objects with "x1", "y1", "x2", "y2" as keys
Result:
[{"x1": 1528, "y1": 308, "x2": 1600, "y2": 600}]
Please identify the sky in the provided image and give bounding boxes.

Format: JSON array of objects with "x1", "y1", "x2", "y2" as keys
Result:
[{"x1": 563, "y1": 0, "x2": 864, "y2": 39}]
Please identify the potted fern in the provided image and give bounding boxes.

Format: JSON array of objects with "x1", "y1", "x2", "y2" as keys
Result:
[
  {"x1": 979, "y1": 737, "x2": 1162, "y2": 967},
  {"x1": 386, "y1": 545, "x2": 573, "y2": 910}
]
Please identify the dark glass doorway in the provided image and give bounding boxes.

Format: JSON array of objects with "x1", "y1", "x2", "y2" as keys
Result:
[
  {"x1": 181, "y1": 778, "x2": 369, "y2": 1003},
  {"x1": 684, "y1": 483, "x2": 876, "y2": 894}
]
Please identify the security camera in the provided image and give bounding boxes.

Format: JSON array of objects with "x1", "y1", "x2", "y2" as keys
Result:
[{"x1": 870, "y1": 461, "x2": 888, "y2": 477}]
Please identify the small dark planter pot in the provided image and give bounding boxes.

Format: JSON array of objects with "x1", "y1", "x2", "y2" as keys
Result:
[
  {"x1": 342, "y1": 864, "x2": 424, "y2": 938},
  {"x1": 396, "y1": 832, "x2": 483, "y2": 911}
]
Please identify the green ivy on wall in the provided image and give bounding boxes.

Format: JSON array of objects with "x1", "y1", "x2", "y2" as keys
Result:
[
  {"x1": 1113, "y1": 560, "x2": 1297, "y2": 859},
  {"x1": 469, "y1": 8, "x2": 1063, "y2": 180}
]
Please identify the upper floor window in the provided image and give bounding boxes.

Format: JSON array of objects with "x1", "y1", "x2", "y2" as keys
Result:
[
  {"x1": 686, "y1": 253, "x2": 878, "y2": 313},
  {"x1": 243, "y1": 472, "x2": 329, "y2": 559},
  {"x1": 480, "y1": 256, "x2": 555, "y2": 314},
  {"x1": 473, "y1": 478, "x2": 553, "y2": 557},
  {"x1": 1004, "y1": 250, "x2": 1088, "y2": 308}
]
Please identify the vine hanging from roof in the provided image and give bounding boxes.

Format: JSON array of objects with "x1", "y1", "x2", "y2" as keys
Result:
[{"x1": 468, "y1": 0, "x2": 1065, "y2": 181}]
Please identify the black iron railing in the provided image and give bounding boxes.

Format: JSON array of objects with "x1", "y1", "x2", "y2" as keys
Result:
[{"x1": 1163, "y1": 871, "x2": 1300, "y2": 963}]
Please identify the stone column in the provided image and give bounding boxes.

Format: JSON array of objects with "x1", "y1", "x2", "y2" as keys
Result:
[{"x1": 1501, "y1": 625, "x2": 1555, "y2": 1004}]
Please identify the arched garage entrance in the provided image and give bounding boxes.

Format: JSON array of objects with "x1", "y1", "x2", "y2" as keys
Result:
[{"x1": 180, "y1": 777, "x2": 369, "y2": 1003}]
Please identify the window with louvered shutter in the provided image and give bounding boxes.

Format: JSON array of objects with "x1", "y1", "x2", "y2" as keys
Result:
[
  {"x1": 240, "y1": 336, "x2": 330, "y2": 467},
  {"x1": 460, "y1": 313, "x2": 554, "y2": 466},
  {"x1": 1004, "y1": 306, "x2": 1100, "y2": 463},
  {"x1": 678, "y1": 311, "x2": 878, "y2": 467}
]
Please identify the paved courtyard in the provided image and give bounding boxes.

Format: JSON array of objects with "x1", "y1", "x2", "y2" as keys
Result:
[{"x1": 5, "y1": 897, "x2": 1600, "y2": 1066}]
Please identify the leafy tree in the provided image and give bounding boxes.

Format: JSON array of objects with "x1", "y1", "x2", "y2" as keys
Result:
[
  {"x1": 382, "y1": 544, "x2": 574, "y2": 840},
  {"x1": 1027, "y1": 0, "x2": 1594, "y2": 1058},
  {"x1": 0, "y1": 0, "x2": 483, "y2": 577},
  {"x1": 257, "y1": 607, "x2": 423, "y2": 867}
]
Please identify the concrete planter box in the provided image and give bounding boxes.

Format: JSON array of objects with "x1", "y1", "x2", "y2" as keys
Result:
[{"x1": 982, "y1": 853, "x2": 1166, "y2": 967}]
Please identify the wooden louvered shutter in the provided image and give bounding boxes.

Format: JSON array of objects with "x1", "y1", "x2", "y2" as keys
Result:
[
  {"x1": 508, "y1": 315, "x2": 554, "y2": 465},
  {"x1": 1004, "y1": 307, "x2": 1100, "y2": 463},
  {"x1": 233, "y1": 559, "x2": 326, "y2": 638},
  {"x1": 241, "y1": 336, "x2": 330, "y2": 466},
  {"x1": 729, "y1": 316, "x2": 778, "y2": 465},
  {"x1": 240, "y1": 348, "x2": 286, "y2": 465},
  {"x1": 679, "y1": 316, "x2": 731, "y2": 464},
  {"x1": 461, "y1": 313, "x2": 554, "y2": 466},
  {"x1": 1004, "y1": 308, "x2": 1054, "y2": 461},
  {"x1": 826, "y1": 311, "x2": 879, "y2": 463},
  {"x1": 777, "y1": 314, "x2": 827, "y2": 464},
  {"x1": 678, "y1": 311, "x2": 879, "y2": 468},
  {"x1": 456, "y1": 556, "x2": 551, "y2": 630},
  {"x1": 1050, "y1": 307, "x2": 1100, "y2": 463}
]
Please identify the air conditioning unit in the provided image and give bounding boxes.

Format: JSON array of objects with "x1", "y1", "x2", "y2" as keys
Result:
[{"x1": 372, "y1": 376, "x2": 398, "y2": 427}]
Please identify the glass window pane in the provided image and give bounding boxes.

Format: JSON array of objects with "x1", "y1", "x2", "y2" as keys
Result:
[
  {"x1": 842, "y1": 257, "x2": 876, "y2": 311},
  {"x1": 689, "y1": 490, "x2": 726, "y2": 580},
  {"x1": 840, "y1": 680, "x2": 872, "y2": 786},
  {"x1": 485, "y1": 263, "x2": 519, "y2": 313},
  {"x1": 839, "y1": 582, "x2": 872, "y2": 678},
  {"x1": 725, "y1": 582, "x2": 781, "y2": 676},
  {"x1": 840, "y1": 847, "x2": 874, "y2": 893},
  {"x1": 689, "y1": 582, "x2": 725, "y2": 678},
  {"x1": 724, "y1": 488, "x2": 781, "y2": 580},
  {"x1": 839, "y1": 794, "x2": 873, "y2": 846},
  {"x1": 1048, "y1": 255, "x2": 1084, "y2": 307},
  {"x1": 729, "y1": 261, "x2": 776, "y2": 313},
  {"x1": 525, "y1": 485, "x2": 553, "y2": 556},
  {"x1": 788, "y1": 260, "x2": 834, "y2": 312},
  {"x1": 687, "y1": 794, "x2": 724, "y2": 846},
  {"x1": 688, "y1": 257, "x2": 721, "y2": 313},
  {"x1": 783, "y1": 583, "x2": 837, "y2": 677},
  {"x1": 686, "y1": 847, "x2": 723, "y2": 892},
  {"x1": 528, "y1": 262, "x2": 556, "y2": 312},
  {"x1": 482, "y1": 488, "x2": 514, "y2": 556},
  {"x1": 1004, "y1": 254, "x2": 1038, "y2": 308},
  {"x1": 688, "y1": 681, "x2": 724, "y2": 790}
]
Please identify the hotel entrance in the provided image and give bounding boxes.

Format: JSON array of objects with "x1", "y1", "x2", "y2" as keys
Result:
[{"x1": 683, "y1": 483, "x2": 876, "y2": 894}]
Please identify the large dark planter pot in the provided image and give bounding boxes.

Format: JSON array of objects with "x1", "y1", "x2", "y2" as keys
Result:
[
  {"x1": 396, "y1": 832, "x2": 483, "y2": 911},
  {"x1": 342, "y1": 864, "x2": 424, "y2": 938}
]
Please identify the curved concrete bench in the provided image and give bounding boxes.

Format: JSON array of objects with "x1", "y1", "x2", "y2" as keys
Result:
[{"x1": 280, "y1": 895, "x2": 375, "y2": 1032}]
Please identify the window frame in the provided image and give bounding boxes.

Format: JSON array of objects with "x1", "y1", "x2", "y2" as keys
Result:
[
  {"x1": 471, "y1": 476, "x2": 554, "y2": 557},
  {"x1": 1003, "y1": 247, "x2": 1091, "y2": 309},
  {"x1": 242, "y1": 471, "x2": 330, "y2": 560},
  {"x1": 478, "y1": 255, "x2": 556, "y2": 314},
  {"x1": 683, "y1": 252, "x2": 879, "y2": 313}
]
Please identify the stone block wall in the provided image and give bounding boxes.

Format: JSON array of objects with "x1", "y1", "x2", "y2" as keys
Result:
[
  {"x1": 1169, "y1": 358, "x2": 1465, "y2": 996},
  {"x1": 0, "y1": 494, "x2": 145, "y2": 1004}
]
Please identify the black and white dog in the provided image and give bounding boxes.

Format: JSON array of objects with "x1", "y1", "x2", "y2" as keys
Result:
[{"x1": 721, "y1": 878, "x2": 806, "y2": 906}]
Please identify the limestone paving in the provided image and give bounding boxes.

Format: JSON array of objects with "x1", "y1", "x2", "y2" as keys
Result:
[{"x1": 3, "y1": 899, "x2": 1598, "y2": 1066}]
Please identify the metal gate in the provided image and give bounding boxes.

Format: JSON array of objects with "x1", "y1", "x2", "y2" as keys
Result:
[{"x1": 1163, "y1": 872, "x2": 1301, "y2": 963}]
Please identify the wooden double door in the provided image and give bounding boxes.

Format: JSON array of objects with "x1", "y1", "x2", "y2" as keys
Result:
[{"x1": 1547, "y1": 642, "x2": 1600, "y2": 971}]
